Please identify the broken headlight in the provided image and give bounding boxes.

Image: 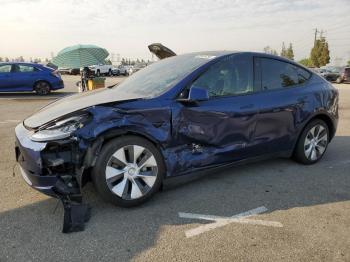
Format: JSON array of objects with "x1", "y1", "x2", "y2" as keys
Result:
[{"x1": 31, "y1": 112, "x2": 91, "y2": 142}]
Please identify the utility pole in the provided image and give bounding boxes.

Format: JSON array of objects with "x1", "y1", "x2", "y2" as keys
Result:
[
  {"x1": 313, "y1": 28, "x2": 318, "y2": 47},
  {"x1": 319, "y1": 30, "x2": 325, "y2": 39}
]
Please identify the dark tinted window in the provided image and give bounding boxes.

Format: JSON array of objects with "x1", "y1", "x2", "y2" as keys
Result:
[
  {"x1": 191, "y1": 55, "x2": 253, "y2": 98},
  {"x1": 18, "y1": 65, "x2": 37, "y2": 72},
  {"x1": 260, "y1": 58, "x2": 310, "y2": 90},
  {"x1": 296, "y1": 67, "x2": 311, "y2": 84}
]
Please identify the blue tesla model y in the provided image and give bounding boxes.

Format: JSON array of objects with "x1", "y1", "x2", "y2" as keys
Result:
[
  {"x1": 15, "y1": 51, "x2": 338, "y2": 207},
  {"x1": 0, "y1": 62, "x2": 64, "y2": 94}
]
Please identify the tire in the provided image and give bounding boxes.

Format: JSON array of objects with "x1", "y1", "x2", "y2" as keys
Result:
[
  {"x1": 293, "y1": 119, "x2": 329, "y2": 165},
  {"x1": 96, "y1": 70, "x2": 100, "y2": 77},
  {"x1": 336, "y1": 77, "x2": 342, "y2": 84},
  {"x1": 34, "y1": 81, "x2": 51, "y2": 95},
  {"x1": 108, "y1": 69, "x2": 112, "y2": 76},
  {"x1": 92, "y1": 136, "x2": 165, "y2": 207}
]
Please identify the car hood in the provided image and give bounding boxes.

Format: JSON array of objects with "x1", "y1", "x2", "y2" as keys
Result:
[
  {"x1": 148, "y1": 43, "x2": 176, "y2": 60},
  {"x1": 24, "y1": 87, "x2": 144, "y2": 129}
]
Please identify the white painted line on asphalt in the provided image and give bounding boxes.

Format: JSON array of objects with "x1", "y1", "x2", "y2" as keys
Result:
[
  {"x1": 6, "y1": 120, "x2": 20, "y2": 122},
  {"x1": 179, "y1": 206, "x2": 283, "y2": 238},
  {"x1": 0, "y1": 120, "x2": 20, "y2": 125}
]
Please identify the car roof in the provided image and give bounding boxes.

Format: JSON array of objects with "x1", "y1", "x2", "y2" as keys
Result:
[
  {"x1": 0, "y1": 62, "x2": 43, "y2": 67},
  {"x1": 181, "y1": 51, "x2": 309, "y2": 69}
]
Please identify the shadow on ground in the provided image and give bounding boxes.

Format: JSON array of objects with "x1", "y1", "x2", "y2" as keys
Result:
[{"x1": 0, "y1": 136, "x2": 349, "y2": 261}]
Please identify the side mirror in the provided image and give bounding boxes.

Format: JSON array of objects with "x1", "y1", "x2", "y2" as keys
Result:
[{"x1": 177, "y1": 86, "x2": 209, "y2": 104}]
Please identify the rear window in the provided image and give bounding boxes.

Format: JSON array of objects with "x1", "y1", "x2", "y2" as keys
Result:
[{"x1": 260, "y1": 58, "x2": 311, "y2": 90}]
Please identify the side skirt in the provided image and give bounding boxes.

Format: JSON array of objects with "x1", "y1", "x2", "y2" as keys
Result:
[{"x1": 162, "y1": 150, "x2": 292, "y2": 189}]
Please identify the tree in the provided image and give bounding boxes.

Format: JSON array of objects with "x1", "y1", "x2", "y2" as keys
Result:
[
  {"x1": 18, "y1": 56, "x2": 25, "y2": 62},
  {"x1": 310, "y1": 37, "x2": 330, "y2": 67},
  {"x1": 0, "y1": 57, "x2": 2, "y2": 62},
  {"x1": 280, "y1": 42, "x2": 287, "y2": 57},
  {"x1": 286, "y1": 43, "x2": 294, "y2": 60},
  {"x1": 5, "y1": 57, "x2": 9, "y2": 62},
  {"x1": 348, "y1": 60, "x2": 350, "y2": 66},
  {"x1": 263, "y1": 46, "x2": 278, "y2": 55},
  {"x1": 298, "y1": 58, "x2": 312, "y2": 67}
]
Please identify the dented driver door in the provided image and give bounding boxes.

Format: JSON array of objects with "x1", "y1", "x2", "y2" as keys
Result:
[{"x1": 171, "y1": 54, "x2": 259, "y2": 171}]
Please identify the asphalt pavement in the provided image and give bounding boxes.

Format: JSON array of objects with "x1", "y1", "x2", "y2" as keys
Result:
[{"x1": 0, "y1": 77, "x2": 349, "y2": 262}]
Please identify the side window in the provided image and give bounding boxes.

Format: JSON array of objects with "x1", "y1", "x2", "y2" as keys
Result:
[
  {"x1": 191, "y1": 55, "x2": 253, "y2": 98},
  {"x1": 18, "y1": 65, "x2": 37, "y2": 72},
  {"x1": 296, "y1": 67, "x2": 311, "y2": 84},
  {"x1": 260, "y1": 58, "x2": 305, "y2": 90},
  {"x1": 0, "y1": 65, "x2": 12, "y2": 73}
]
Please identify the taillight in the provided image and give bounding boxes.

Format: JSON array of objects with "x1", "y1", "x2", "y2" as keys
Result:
[{"x1": 51, "y1": 70, "x2": 61, "y2": 78}]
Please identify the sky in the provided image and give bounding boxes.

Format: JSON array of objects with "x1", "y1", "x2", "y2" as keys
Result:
[{"x1": 1, "y1": 0, "x2": 350, "y2": 65}]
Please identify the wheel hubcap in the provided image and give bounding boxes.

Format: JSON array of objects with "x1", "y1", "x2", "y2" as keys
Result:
[
  {"x1": 105, "y1": 145, "x2": 158, "y2": 200},
  {"x1": 304, "y1": 124, "x2": 328, "y2": 161}
]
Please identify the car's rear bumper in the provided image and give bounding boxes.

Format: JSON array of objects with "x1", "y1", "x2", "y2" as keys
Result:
[{"x1": 51, "y1": 79, "x2": 64, "y2": 90}]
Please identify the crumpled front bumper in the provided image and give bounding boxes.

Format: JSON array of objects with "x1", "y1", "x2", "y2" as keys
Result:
[{"x1": 15, "y1": 123, "x2": 58, "y2": 197}]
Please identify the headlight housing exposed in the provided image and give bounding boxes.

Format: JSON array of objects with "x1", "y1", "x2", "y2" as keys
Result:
[{"x1": 30, "y1": 112, "x2": 91, "y2": 142}]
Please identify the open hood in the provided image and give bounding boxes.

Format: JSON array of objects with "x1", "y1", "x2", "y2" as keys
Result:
[
  {"x1": 148, "y1": 43, "x2": 176, "y2": 60},
  {"x1": 24, "y1": 88, "x2": 143, "y2": 129}
]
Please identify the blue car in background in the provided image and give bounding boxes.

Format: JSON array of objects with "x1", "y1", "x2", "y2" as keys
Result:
[
  {"x1": 0, "y1": 62, "x2": 64, "y2": 95},
  {"x1": 15, "y1": 51, "x2": 338, "y2": 208}
]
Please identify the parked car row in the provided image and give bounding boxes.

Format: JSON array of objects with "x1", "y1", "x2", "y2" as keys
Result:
[
  {"x1": 59, "y1": 64, "x2": 135, "y2": 77},
  {"x1": 311, "y1": 66, "x2": 350, "y2": 83}
]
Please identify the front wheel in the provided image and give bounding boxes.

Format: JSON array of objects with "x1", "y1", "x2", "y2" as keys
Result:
[
  {"x1": 293, "y1": 119, "x2": 329, "y2": 165},
  {"x1": 92, "y1": 136, "x2": 165, "y2": 207}
]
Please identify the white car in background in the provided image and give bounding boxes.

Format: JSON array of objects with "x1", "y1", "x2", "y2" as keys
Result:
[
  {"x1": 88, "y1": 64, "x2": 113, "y2": 76},
  {"x1": 118, "y1": 65, "x2": 133, "y2": 76}
]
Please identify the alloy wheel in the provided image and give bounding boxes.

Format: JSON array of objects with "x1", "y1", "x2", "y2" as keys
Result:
[
  {"x1": 105, "y1": 145, "x2": 158, "y2": 200},
  {"x1": 35, "y1": 82, "x2": 50, "y2": 95},
  {"x1": 304, "y1": 124, "x2": 328, "y2": 161}
]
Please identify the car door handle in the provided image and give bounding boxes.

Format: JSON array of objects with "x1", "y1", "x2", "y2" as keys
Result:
[{"x1": 240, "y1": 104, "x2": 254, "y2": 110}]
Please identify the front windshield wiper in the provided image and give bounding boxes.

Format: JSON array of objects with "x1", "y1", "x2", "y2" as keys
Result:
[{"x1": 107, "y1": 83, "x2": 120, "y2": 89}]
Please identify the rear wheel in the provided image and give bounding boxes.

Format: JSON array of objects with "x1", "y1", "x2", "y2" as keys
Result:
[
  {"x1": 34, "y1": 81, "x2": 50, "y2": 95},
  {"x1": 96, "y1": 70, "x2": 100, "y2": 77},
  {"x1": 108, "y1": 69, "x2": 112, "y2": 76},
  {"x1": 293, "y1": 119, "x2": 329, "y2": 165},
  {"x1": 92, "y1": 136, "x2": 165, "y2": 207}
]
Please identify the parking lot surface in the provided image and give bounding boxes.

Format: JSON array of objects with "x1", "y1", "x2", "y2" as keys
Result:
[{"x1": 0, "y1": 78, "x2": 349, "y2": 262}]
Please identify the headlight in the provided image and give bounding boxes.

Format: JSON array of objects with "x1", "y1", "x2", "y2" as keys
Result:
[{"x1": 30, "y1": 113, "x2": 90, "y2": 142}]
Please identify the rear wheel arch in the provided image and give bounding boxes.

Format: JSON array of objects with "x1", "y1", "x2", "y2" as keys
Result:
[
  {"x1": 33, "y1": 79, "x2": 51, "y2": 90},
  {"x1": 293, "y1": 113, "x2": 335, "y2": 152}
]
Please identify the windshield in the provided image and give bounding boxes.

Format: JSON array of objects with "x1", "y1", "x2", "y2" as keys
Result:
[{"x1": 114, "y1": 53, "x2": 216, "y2": 97}]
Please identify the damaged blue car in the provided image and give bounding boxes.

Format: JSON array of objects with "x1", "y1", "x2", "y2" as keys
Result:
[{"x1": 15, "y1": 51, "x2": 339, "y2": 208}]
